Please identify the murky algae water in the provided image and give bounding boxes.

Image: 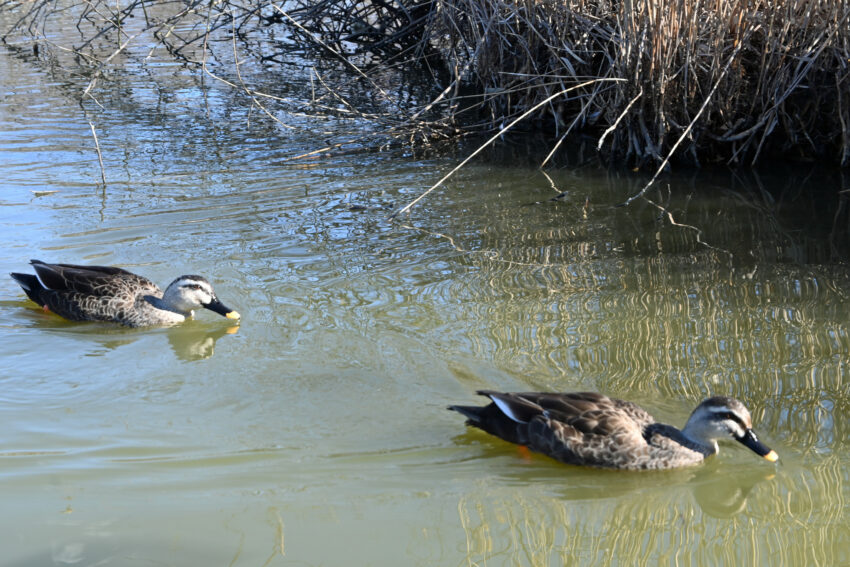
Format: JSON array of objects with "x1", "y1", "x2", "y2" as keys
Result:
[{"x1": 1, "y1": 17, "x2": 849, "y2": 567}]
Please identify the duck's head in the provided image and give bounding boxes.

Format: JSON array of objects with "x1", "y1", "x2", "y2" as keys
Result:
[
  {"x1": 682, "y1": 397, "x2": 778, "y2": 462},
  {"x1": 162, "y1": 275, "x2": 240, "y2": 320}
]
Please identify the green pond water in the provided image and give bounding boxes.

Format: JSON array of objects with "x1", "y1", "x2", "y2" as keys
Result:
[{"x1": 1, "y1": 10, "x2": 849, "y2": 567}]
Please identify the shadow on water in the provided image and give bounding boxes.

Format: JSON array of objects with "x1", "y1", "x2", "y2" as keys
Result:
[{"x1": 463, "y1": 132, "x2": 850, "y2": 264}]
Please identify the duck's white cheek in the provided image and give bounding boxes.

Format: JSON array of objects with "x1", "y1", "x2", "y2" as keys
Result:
[{"x1": 728, "y1": 423, "x2": 746, "y2": 438}]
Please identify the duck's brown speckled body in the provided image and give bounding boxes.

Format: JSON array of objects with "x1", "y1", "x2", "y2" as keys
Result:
[
  {"x1": 450, "y1": 391, "x2": 778, "y2": 470},
  {"x1": 11, "y1": 260, "x2": 240, "y2": 327}
]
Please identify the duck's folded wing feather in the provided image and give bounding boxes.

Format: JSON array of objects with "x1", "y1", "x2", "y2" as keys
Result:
[
  {"x1": 478, "y1": 391, "x2": 545, "y2": 423},
  {"x1": 530, "y1": 412, "x2": 651, "y2": 468},
  {"x1": 30, "y1": 260, "x2": 156, "y2": 296}
]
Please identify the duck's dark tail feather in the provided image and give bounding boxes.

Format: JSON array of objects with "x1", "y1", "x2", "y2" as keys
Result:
[
  {"x1": 10, "y1": 272, "x2": 45, "y2": 305},
  {"x1": 447, "y1": 405, "x2": 487, "y2": 424}
]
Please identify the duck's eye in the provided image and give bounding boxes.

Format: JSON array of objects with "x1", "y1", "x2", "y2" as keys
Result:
[
  {"x1": 714, "y1": 411, "x2": 737, "y2": 422},
  {"x1": 183, "y1": 283, "x2": 202, "y2": 290}
]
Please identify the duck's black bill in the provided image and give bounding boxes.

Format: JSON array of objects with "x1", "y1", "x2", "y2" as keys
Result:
[
  {"x1": 737, "y1": 429, "x2": 778, "y2": 462},
  {"x1": 204, "y1": 298, "x2": 241, "y2": 320}
]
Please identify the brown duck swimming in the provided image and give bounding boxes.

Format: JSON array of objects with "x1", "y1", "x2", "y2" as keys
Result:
[
  {"x1": 10, "y1": 260, "x2": 240, "y2": 327},
  {"x1": 449, "y1": 391, "x2": 778, "y2": 470}
]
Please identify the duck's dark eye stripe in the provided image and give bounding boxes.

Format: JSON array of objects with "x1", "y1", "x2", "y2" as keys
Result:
[{"x1": 715, "y1": 411, "x2": 746, "y2": 428}]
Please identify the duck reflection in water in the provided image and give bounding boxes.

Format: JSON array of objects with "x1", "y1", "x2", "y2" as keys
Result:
[{"x1": 167, "y1": 324, "x2": 240, "y2": 361}]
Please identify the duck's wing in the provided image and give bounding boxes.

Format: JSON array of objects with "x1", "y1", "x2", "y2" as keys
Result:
[
  {"x1": 30, "y1": 260, "x2": 158, "y2": 296},
  {"x1": 473, "y1": 391, "x2": 656, "y2": 469},
  {"x1": 490, "y1": 391, "x2": 655, "y2": 429},
  {"x1": 22, "y1": 260, "x2": 160, "y2": 323}
]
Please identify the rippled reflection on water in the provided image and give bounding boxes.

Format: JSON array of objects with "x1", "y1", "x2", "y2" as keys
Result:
[{"x1": 1, "y1": 15, "x2": 850, "y2": 566}]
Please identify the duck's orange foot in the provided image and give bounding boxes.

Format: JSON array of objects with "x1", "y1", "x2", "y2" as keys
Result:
[
  {"x1": 517, "y1": 445, "x2": 533, "y2": 462},
  {"x1": 42, "y1": 304, "x2": 51, "y2": 313}
]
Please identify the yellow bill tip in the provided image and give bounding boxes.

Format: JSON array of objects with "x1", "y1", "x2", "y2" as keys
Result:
[
  {"x1": 225, "y1": 311, "x2": 241, "y2": 320},
  {"x1": 763, "y1": 450, "x2": 779, "y2": 463}
]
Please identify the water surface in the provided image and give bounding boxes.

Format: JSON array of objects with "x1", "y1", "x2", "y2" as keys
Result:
[{"x1": 1, "y1": 13, "x2": 849, "y2": 567}]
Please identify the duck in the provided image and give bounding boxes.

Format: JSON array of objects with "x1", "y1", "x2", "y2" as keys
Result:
[
  {"x1": 10, "y1": 259, "x2": 240, "y2": 328},
  {"x1": 449, "y1": 391, "x2": 778, "y2": 470}
]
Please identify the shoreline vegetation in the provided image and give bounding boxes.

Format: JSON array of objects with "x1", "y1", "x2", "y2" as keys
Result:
[
  {"x1": 297, "y1": 0, "x2": 850, "y2": 170},
  {"x1": 2, "y1": 0, "x2": 850, "y2": 226},
  {"x1": 3, "y1": 1, "x2": 849, "y2": 169}
]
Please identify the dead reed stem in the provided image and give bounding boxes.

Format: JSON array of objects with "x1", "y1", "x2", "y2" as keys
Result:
[
  {"x1": 88, "y1": 121, "x2": 107, "y2": 185},
  {"x1": 391, "y1": 78, "x2": 623, "y2": 218}
]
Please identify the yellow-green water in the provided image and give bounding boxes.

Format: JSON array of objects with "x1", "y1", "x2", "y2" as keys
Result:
[{"x1": 1, "y1": 18, "x2": 849, "y2": 567}]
